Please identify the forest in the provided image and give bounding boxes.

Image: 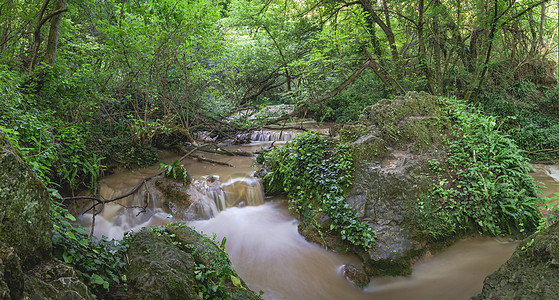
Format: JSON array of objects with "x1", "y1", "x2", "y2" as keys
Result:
[
  {"x1": 0, "y1": 0, "x2": 556, "y2": 191},
  {"x1": 1, "y1": 0, "x2": 559, "y2": 298}
]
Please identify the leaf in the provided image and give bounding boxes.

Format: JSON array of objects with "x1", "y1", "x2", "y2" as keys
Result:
[
  {"x1": 231, "y1": 275, "x2": 242, "y2": 288},
  {"x1": 65, "y1": 214, "x2": 76, "y2": 221},
  {"x1": 65, "y1": 231, "x2": 77, "y2": 240},
  {"x1": 92, "y1": 273, "x2": 104, "y2": 285}
]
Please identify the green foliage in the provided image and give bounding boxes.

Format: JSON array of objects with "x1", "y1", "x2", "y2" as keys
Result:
[
  {"x1": 159, "y1": 160, "x2": 190, "y2": 183},
  {"x1": 311, "y1": 72, "x2": 389, "y2": 122},
  {"x1": 417, "y1": 98, "x2": 542, "y2": 239},
  {"x1": 479, "y1": 84, "x2": 559, "y2": 162},
  {"x1": 263, "y1": 132, "x2": 375, "y2": 249},
  {"x1": 50, "y1": 190, "x2": 130, "y2": 295}
]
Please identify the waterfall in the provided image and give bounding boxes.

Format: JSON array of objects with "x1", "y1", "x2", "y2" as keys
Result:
[
  {"x1": 79, "y1": 173, "x2": 265, "y2": 240},
  {"x1": 250, "y1": 130, "x2": 299, "y2": 142}
]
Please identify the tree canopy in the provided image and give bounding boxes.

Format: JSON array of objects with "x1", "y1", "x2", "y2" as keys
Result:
[{"x1": 0, "y1": 0, "x2": 557, "y2": 189}]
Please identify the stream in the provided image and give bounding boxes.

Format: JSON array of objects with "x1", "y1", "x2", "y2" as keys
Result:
[{"x1": 76, "y1": 130, "x2": 559, "y2": 300}]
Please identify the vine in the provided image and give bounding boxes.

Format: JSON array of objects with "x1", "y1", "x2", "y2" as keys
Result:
[{"x1": 263, "y1": 132, "x2": 375, "y2": 249}]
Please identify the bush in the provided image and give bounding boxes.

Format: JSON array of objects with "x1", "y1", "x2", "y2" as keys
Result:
[{"x1": 417, "y1": 98, "x2": 542, "y2": 239}]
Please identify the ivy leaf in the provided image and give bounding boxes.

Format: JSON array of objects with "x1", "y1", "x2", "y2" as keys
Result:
[
  {"x1": 65, "y1": 213, "x2": 76, "y2": 221},
  {"x1": 231, "y1": 275, "x2": 242, "y2": 288}
]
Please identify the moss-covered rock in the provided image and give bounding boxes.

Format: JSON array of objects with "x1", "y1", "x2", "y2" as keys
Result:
[
  {"x1": 126, "y1": 228, "x2": 199, "y2": 300},
  {"x1": 24, "y1": 261, "x2": 95, "y2": 300},
  {"x1": 126, "y1": 225, "x2": 259, "y2": 300},
  {"x1": 0, "y1": 133, "x2": 52, "y2": 269},
  {"x1": 339, "y1": 92, "x2": 446, "y2": 275},
  {"x1": 0, "y1": 243, "x2": 23, "y2": 300},
  {"x1": 473, "y1": 222, "x2": 559, "y2": 300}
]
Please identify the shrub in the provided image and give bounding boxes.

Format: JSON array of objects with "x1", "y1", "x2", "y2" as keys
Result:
[{"x1": 417, "y1": 98, "x2": 542, "y2": 239}]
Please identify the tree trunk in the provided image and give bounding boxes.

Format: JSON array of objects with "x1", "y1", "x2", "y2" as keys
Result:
[
  {"x1": 28, "y1": 0, "x2": 67, "y2": 74},
  {"x1": 539, "y1": 3, "x2": 546, "y2": 48},
  {"x1": 417, "y1": 0, "x2": 435, "y2": 93},
  {"x1": 43, "y1": 0, "x2": 66, "y2": 66},
  {"x1": 358, "y1": 0, "x2": 399, "y2": 67}
]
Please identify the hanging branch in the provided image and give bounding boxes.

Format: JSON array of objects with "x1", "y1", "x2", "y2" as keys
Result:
[
  {"x1": 63, "y1": 148, "x2": 199, "y2": 215},
  {"x1": 254, "y1": 59, "x2": 372, "y2": 128}
]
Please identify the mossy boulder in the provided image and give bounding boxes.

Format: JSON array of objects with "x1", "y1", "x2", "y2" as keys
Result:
[
  {"x1": 0, "y1": 133, "x2": 96, "y2": 299},
  {"x1": 473, "y1": 222, "x2": 559, "y2": 300},
  {"x1": 24, "y1": 261, "x2": 95, "y2": 300},
  {"x1": 126, "y1": 224, "x2": 259, "y2": 300},
  {"x1": 0, "y1": 133, "x2": 52, "y2": 269},
  {"x1": 343, "y1": 92, "x2": 447, "y2": 275}
]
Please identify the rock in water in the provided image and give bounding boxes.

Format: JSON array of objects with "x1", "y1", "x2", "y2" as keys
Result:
[
  {"x1": 473, "y1": 222, "x2": 559, "y2": 300},
  {"x1": 126, "y1": 224, "x2": 259, "y2": 300},
  {"x1": 344, "y1": 92, "x2": 444, "y2": 275},
  {"x1": 0, "y1": 133, "x2": 52, "y2": 269}
]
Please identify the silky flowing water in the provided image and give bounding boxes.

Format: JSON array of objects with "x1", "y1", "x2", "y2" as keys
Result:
[{"x1": 76, "y1": 136, "x2": 559, "y2": 299}]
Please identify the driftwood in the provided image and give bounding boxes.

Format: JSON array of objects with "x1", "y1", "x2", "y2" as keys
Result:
[
  {"x1": 188, "y1": 154, "x2": 235, "y2": 167},
  {"x1": 196, "y1": 147, "x2": 253, "y2": 157}
]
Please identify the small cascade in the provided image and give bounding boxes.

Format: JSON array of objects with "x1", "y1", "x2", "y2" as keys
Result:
[
  {"x1": 79, "y1": 172, "x2": 265, "y2": 240},
  {"x1": 250, "y1": 130, "x2": 299, "y2": 142},
  {"x1": 222, "y1": 177, "x2": 265, "y2": 207},
  {"x1": 187, "y1": 176, "x2": 264, "y2": 218},
  {"x1": 186, "y1": 176, "x2": 226, "y2": 219},
  {"x1": 78, "y1": 180, "x2": 170, "y2": 240}
]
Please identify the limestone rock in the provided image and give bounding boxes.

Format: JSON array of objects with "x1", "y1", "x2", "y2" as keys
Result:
[
  {"x1": 126, "y1": 228, "x2": 199, "y2": 300},
  {"x1": 0, "y1": 133, "x2": 52, "y2": 269},
  {"x1": 473, "y1": 222, "x2": 559, "y2": 300},
  {"x1": 0, "y1": 243, "x2": 23, "y2": 300},
  {"x1": 23, "y1": 261, "x2": 95, "y2": 300},
  {"x1": 344, "y1": 92, "x2": 446, "y2": 275},
  {"x1": 126, "y1": 225, "x2": 259, "y2": 300}
]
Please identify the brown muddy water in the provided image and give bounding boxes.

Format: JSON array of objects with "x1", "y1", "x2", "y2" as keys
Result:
[{"x1": 76, "y1": 136, "x2": 559, "y2": 300}]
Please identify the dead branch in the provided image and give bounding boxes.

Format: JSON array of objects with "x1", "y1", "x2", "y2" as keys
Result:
[
  {"x1": 196, "y1": 147, "x2": 254, "y2": 157},
  {"x1": 253, "y1": 59, "x2": 372, "y2": 128},
  {"x1": 63, "y1": 148, "x2": 198, "y2": 216},
  {"x1": 188, "y1": 155, "x2": 235, "y2": 167}
]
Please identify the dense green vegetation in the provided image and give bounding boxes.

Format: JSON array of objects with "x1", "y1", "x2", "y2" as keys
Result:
[
  {"x1": 261, "y1": 132, "x2": 375, "y2": 249},
  {"x1": 418, "y1": 98, "x2": 542, "y2": 239},
  {"x1": 0, "y1": 0, "x2": 557, "y2": 191},
  {"x1": 0, "y1": 0, "x2": 558, "y2": 295}
]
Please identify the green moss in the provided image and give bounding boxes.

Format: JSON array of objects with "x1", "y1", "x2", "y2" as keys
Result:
[
  {"x1": 352, "y1": 135, "x2": 388, "y2": 163},
  {"x1": 0, "y1": 133, "x2": 52, "y2": 269}
]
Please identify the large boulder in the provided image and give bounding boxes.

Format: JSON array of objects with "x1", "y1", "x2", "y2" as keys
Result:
[
  {"x1": 343, "y1": 92, "x2": 447, "y2": 275},
  {"x1": 126, "y1": 224, "x2": 259, "y2": 300},
  {"x1": 473, "y1": 222, "x2": 559, "y2": 299},
  {"x1": 0, "y1": 133, "x2": 52, "y2": 269},
  {"x1": 0, "y1": 133, "x2": 95, "y2": 299},
  {"x1": 24, "y1": 261, "x2": 95, "y2": 300}
]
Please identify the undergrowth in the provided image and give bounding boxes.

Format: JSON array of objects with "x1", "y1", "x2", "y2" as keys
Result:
[
  {"x1": 50, "y1": 188, "x2": 131, "y2": 296},
  {"x1": 417, "y1": 97, "x2": 542, "y2": 239},
  {"x1": 262, "y1": 132, "x2": 375, "y2": 249}
]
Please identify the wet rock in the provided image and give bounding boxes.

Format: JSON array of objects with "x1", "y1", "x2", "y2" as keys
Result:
[
  {"x1": 473, "y1": 222, "x2": 559, "y2": 300},
  {"x1": 346, "y1": 160, "x2": 428, "y2": 275},
  {"x1": 0, "y1": 133, "x2": 52, "y2": 269},
  {"x1": 0, "y1": 243, "x2": 23, "y2": 300},
  {"x1": 343, "y1": 92, "x2": 445, "y2": 275},
  {"x1": 126, "y1": 225, "x2": 259, "y2": 300},
  {"x1": 342, "y1": 264, "x2": 369, "y2": 288},
  {"x1": 126, "y1": 228, "x2": 199, "y2": 300},
  {"x1": 24, "y1": 261, "x2": 95, "y2": 300}
]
